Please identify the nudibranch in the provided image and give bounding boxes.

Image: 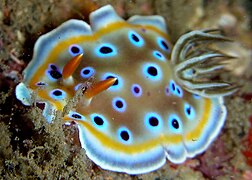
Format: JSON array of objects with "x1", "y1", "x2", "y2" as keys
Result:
[{"x1": 16, "y1": 5, "x2": 237, "y2": 174}]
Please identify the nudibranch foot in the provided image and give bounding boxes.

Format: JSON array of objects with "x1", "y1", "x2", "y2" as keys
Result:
[{"x1": 172, "y1": 30, "x2": 238, "y2": 97}]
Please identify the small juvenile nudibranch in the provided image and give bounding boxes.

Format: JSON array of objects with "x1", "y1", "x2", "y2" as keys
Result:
[{"x1": 16, "y1": 5, "x2": 237, "y2": 174}]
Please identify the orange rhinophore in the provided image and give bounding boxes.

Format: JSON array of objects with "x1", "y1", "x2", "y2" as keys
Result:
[
  {"x1": 84, "y1": 78, "x2": 117, "y2": 99},
  {"x1": 62, "y1": 53, "x2": 83, "y2": 79}
]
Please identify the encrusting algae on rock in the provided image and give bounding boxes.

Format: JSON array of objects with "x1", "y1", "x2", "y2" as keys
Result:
[{"x1": 15, "y1": 4, "x2": 238, "y2": 174}]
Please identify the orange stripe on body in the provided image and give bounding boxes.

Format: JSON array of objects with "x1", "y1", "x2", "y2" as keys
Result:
[
  {"x1": 76, "y1": 120, "x2": 182, "y2": 154},
  {"x1": 185, "y1": 98, "x2": 212, "y2": 141}
]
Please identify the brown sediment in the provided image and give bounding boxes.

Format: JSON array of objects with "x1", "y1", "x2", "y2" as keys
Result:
[{"x1": 0, "y1": 0, "x2": 252, "y2": 179}]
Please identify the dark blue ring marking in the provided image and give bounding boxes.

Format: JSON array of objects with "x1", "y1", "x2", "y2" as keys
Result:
[
  {"x1": 50, "y1": 89, "x2": 66, "y2": 100},
  {"x1": 175, "y1": 85, "x2": 183, "y2": 98},
  {"x1": 165, "y1": 85, "x2": 171, "y2": 96},
  {"x1": 46, "y1": 64, "x2": 62, "y2": 81},
  {"x1": 36, "y1": 82, "x2": 48, "y2": 86},
  {"x1": 112, "y1": 97, "x2": 127, "y2": 113},
  {"x1": 48, "y1": 70, "x2": 62, "y2": 80},
  {"x1": 101, "y1": 72, "x2": 123, "y2": 91},
  {"x1": 80, "y1": 67, "x2": 95, "y2": 78},
  {"x1": 69, "y1": 111, "x2": 85, "y2": 121},
  {"x1": 68, "y1": 44, "x2": 84, "y2": 56},
  {"x1": 142, "y1": 63, "x2": 162, "y2": 81},
  {"x1": 184, "y1": 103, "x2": 196, "y2": 120},
  {"x1": 168, "y1": 114, "x2": 183, "y2": 134},
  {"x1": 157, "y1": 37, "x2": 170, "y2": 52},
  {"x1": 95, "y1": 43, "x2": 117, "y2": 57},
  {"x1": 193, "y1": 94, "x2": 201, "y2": 99},
  {"x1": 117, "y1": 127, "x2": 132, "y2": 144},
  {"x1": 131, "y1": 84, "x2": 142, "y2": 97},
  {"x1": 152, "y1": 50, "x2": 166, "y2": 61},
  {"x1": 144, "y1": 112, "x2": 163, "y2": 131},
  {"x1": 169, "y1": 80, "x2": 183, "y2": 98},
  {"x1": 128, "y1": 30, "x2": 144, "y2": 47},
  {"x1": 90, "y1": 113, "x2": 108, "y2": 129},
  {"x1": 170, "y1": 80, "x2": 176, "y2": 92},
  {"x1": 50, "y1": 64, "x2": 57, "y2": 70}
]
